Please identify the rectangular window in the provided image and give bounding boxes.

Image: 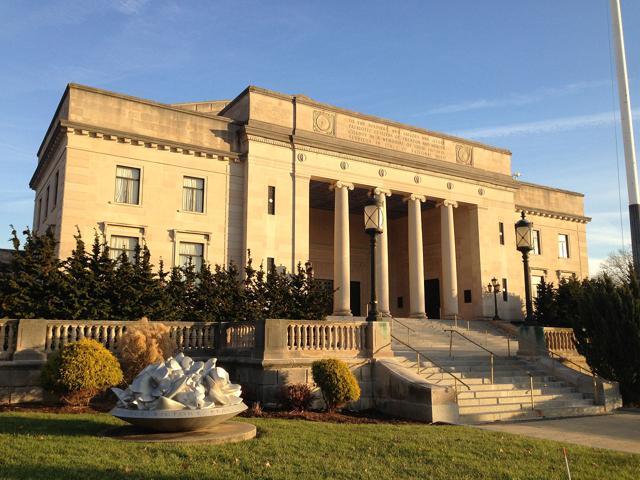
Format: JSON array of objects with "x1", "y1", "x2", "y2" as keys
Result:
[
  {"x1": 36, "y1": 197, "x2": 42, "y2": 227},
  {"x1": 268, "y1": 186, "x2": 276, "y2": 215},
  {"x1": 53, "y1": 171, "x2": 59, "y2": 209},
  {"x1": 267, "y1": 257, "x2": 275, "y2": 273},
  {"x1": 114, "y1": 166, "x2": 141, "y2": 205},
  {"x1": 44, "y1": 186, "x2": 50, "y2": 218},
  {"x1": 558, "y1": 234, "x2": 569, "y2": 258},
  {"x1": 179, "y1": 242, "x2": 204, "y2": 272},
  {"x1": 109, "y1": 235, "x2": 139, "y2": 262},
  {"x1": 463, "y1": 290, "x2": 472, "y2": 303},
  {"x1": 531, "y1": 275, "x2": 545, "y2": 298},
  {"x1": 502, "y1": 278, "x2": 508, "y2": 302},
  {"x1": 499, "y1": 222, "x2": 504, "y2": 245},
  {"x1": 532, "y1": 229, "x2": 541, "y2": 255},
  {"x1": 182, "y1": 176, "x2": 205, "y2": 212}
]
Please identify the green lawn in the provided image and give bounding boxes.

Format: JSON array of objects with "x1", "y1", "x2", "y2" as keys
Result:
[{"x1": 0, "y1": 412, "x2": 638, "y2": 479}]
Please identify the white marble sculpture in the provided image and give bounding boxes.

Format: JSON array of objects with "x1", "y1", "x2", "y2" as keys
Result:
[{"x1": 112, "y1": 353, "x2": 243, "y2": 411}]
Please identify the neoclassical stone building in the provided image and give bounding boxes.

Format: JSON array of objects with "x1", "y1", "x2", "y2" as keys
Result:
[{"x1": 31, "y1": 84, "x2": 590, "y2": 321}]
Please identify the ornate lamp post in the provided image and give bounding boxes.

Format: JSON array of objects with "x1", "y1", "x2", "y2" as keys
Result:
[
  {"x1": 364, "y1": 194, "x2": 384, "y2": 321},
  {"x1": 487, "y1": 277, "x2": 501, "y2": 321},
  {"x1": 515, "y1": 212, "x2": 535, "y2": 324}
]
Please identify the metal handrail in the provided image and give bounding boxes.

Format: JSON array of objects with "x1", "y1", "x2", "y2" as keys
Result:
[
  {"x1": 444, "y1": 329, "x2": 498, "y2": 384},
  {"x1": 391, "y1": 334, "x2": 471, "y2": 392},
  {"x1": 391, "y1": 317, "x2": 415, "y2": 344},
  {"x1": 546, "y1": 349, "x2": 601, "y2": 407}
]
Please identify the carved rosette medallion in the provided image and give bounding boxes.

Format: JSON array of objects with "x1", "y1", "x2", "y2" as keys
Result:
[
  {"x1": 414, "y1": 175, "x2": 422, "y2": 184},
  {"x1": 447, "y1": 182, "x2": 454, "y2": 190},
  {"x1": 340, "y1": 161, "x2": 349, "y2": 170},
  {"x1": 296, "y1": 152, "x2": 306, "y2": 162},
  {"x1": 456, "y1": 144, "x2": 473, "y2": 166},
  {"x1": 313, "y1": 110, "x2": 336, "y2": 136},
  {"x1": 378, "y1": 168, "x2": 387, "y2": 177},
  {"x1": 478, "y1": 187, "x2": 485, "y2": 196}
]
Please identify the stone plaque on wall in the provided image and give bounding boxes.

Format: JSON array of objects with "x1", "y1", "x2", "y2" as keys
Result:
[
  {"x1": 455, "y1": 144, "x2": 473, "y2": 166},
  {"x1": 313, "y1": 110, "x2": 336, "y2": 136}
]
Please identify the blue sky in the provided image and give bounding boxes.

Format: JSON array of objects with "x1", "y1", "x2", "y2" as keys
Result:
[{"x1": 1, "y1": 0, "x2": 639, "y2": 273}]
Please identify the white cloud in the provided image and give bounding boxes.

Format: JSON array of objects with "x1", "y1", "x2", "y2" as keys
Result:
[
  {"x1": 414, "y1": 80, "x2": 609, "y2": 116},
  {"x1": 452, "y1": 109, "x2": 640, "y2": 140},
  {"x1": 588, "y1": 257, "x2": 605, "y2": 277},
  {"x1": 114, "y1": 0, "x2": 150, "y2": 15}
]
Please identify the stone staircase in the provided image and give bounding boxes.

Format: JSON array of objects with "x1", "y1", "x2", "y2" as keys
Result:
[{"x1": 391, "y1": 317, "x2": 607, "y2": 424}]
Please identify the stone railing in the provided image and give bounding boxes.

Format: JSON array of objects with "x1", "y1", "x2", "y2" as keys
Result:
[
  {"x1": 42, "y1": 320, "x2": 216, "y2": 355},
  {"x1": 543, "y1": 327, "x2": 577, "y2": 353},
  {"x1": 286, "y1": 320, "x2": 367, "y2": 352},
  {"x1": 222, "y1": 322, "x2": 256, "y2": 351},
  {"x1": 0, "y1": 320, "x2": 18, "y2": 360},
  {"x1": 4, "y1": 318, "x2": 393, "y2": 364}
]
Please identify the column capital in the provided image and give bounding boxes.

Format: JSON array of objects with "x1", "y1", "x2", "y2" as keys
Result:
[
  {"x1": 404, "y1": 194, "x2": 426, "y2": 203},
  {"x1": 372, "y1": 187, "x2": 392, "y2": 197},
  {"x1": 437, "y1": 199, "x2": 458, "y2": 209},
  {"x1": 330, "y1": 181, "x2": 354, "y2": 191}
]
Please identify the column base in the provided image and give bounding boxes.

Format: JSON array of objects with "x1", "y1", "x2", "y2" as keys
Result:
[
  {"x1": 331, "y1": 310, "x2": 353, "y2": 317},
  {"x1": 409, "y1": 312, "x2": 427, "y2": 319}
]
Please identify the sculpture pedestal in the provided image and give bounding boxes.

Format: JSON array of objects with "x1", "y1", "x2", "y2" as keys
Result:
[{"x1": 103, "y1": 420, "x2": 256, "y2": 444}]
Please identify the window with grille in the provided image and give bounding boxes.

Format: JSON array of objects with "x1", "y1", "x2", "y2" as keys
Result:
[
  {"x1": 532, "y1": 230, "x2": 541, "y2": 255},
  {"x1": 44, "y1": 186, "x2": 50, "y2": 219},
  {"x1": 36, "y1": 197, "x2": 42, "y2": 227},
  {"x1": 179, "y1": 242, "x2": 204, "y2": 272},
  {"x1": 109, "y1": 235, "x2": 139, "y2": 262},
  {"x1": 267, "y1": 257, "x2": 275, "y2": 273},
  {"x1": 268, "y1": 186, "x2": 276, "y2": 215},
  {"x1": 114, "y1": 166, "x2": 141, "y2": 204},
  {"x1": 502, "y1": 278, "x2": 508, "y2": 302},
  {"x1": 499, "y1": 222, "x2": 504, "y2": 245},
  {"x1": 182, "y1": 176, "x2": 204, "y2": 212},
  {"x1": 558, "y1": 234, "x2": 569, "y2": 258}
]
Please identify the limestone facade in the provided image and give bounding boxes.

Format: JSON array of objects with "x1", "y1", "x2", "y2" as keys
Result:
[{"x1": 30, "y1": 84, "x2": 590, "y2": 321}]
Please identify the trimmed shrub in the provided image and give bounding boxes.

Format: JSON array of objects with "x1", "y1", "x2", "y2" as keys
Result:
[
  {"x1": 279, "y1": 383, "x2": 314, "y2": 412},
  {"x1": 311, "y1": 359, "x2": 360, "y2": 412},
  {"x1": 41, "y1": 339, "x2": 123, "y2": 405},
  {"x1": 117, "y1": 318, "x2": 176, "y2": 382}
]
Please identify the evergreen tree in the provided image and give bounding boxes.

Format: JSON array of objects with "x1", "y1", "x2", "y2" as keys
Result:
[
  {"x1": 87, "y1": 233, "x2": 116, "y2": 319},
  {"x1": 533, "y1": 279, "x2": 557, "y2": 326},
  {"x1": 62, "y1": 230, "x2": 92, "y2": 319}
]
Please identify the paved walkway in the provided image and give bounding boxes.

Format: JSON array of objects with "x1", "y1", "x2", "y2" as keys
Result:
[{"x1": 477, "y1": 411, "x2": 640, "y2": 454}]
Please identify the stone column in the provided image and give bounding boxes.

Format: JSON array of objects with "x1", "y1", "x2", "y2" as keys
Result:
[
  {"x1": 406, "y1": 194, "x2": 427, "y2": 319},
  {"x1": 440, "y1": 200, "x2": 459, "y2": 317},
  {"x1": 374, "y1": 188, "x2": 391, "y2": 317},
  {"x1": 331, "y1": 181, "x2": 354, "y2": 316}
]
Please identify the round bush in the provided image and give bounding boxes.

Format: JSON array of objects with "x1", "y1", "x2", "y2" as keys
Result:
[
  {"x1": 41, "y1": 338, "x2": 123, "y2": 405},
  {"x1": 117, "y1": 318, "x2": 175, "y2": 382},
  {"x1": 311, "y1": 358, "x2": 361, "y2": 412}
]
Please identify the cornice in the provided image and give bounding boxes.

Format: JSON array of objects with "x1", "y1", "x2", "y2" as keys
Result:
[
  {"x1": 30, "y1": 120, "x2": 241, "y2": 189},
  {"x1": 515, "y1": 205, "x2": 591, "y2": 224}
]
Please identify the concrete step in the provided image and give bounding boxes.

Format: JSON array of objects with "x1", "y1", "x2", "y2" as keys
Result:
[
  {"x1": 457, "y1": 386, "x2": 575, "y2": 399},
  {"x1": 459, "y1": 398, "x2": 594, "y2": 415},
  {"x1": 457, "y1": 392, "x2": 586, "y2": 407},
  {"x1": 459, "y1": 405, "x2": 607, "y2": 424},
  {"x1": 430, "y1": 380, "x2": 569, "y2": 391}
]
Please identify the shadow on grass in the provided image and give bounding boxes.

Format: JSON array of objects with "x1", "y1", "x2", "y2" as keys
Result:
[
  {"x1": 0, "y1": 414, "x2": 111, "y2": 437},
  {"x1": 0, "y1": 464, "x2": 189, "y2": 480}
]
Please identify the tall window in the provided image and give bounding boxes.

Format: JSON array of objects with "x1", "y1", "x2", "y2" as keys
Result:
[
  {"x1": 268, "y1": 186, "x2": 276, "y2": 215},
  {"x1": 37, "y1": 197, "x2": 42, "y2": 227},
  {"x1": 558, "y1": 234, "x2": 569, "y2": 258},
  {"x1": 44, "y1": 186, "x2": 50, "y2": 218},
  {"x1": 532, "y1": 230, "x2": 541, "y2": 255},
  {"x1": 502, "y1": 278, "x2": 508, "y2": 302},
  {"x1": 531, "y1": 275, "x2": 545, "y2": 298},
  {"x1": 182, "y1": 176, "x2": 204, "y2": 212},
  {"x1": 498, "y1": 222, "x2": 504, "y2": 245},
  {"x1": 179, "y1": 242, "x2": 204, "y2": 272},
  {"x1": 53, "y1": 171, "x2": 59, "y2": 209},
  {"x1": 109, "y1": 235, "x2": 138, "y2": 262},
  {"x1": 115, "y1": 166, "x2": 140, "y2": 204}
]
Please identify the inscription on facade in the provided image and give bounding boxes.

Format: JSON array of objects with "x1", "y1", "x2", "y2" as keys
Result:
[{"x1": 343, "y1": 117, "x2": 446, "y2": 161}]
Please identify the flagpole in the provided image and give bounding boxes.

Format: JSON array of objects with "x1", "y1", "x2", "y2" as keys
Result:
[{"x1": 610, "y1": 0, "x2": 640, "y2": 274}]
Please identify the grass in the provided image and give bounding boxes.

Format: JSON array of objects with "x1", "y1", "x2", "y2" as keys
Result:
[{"x1": 0, "y1": 412, "x2": 638, "y2": 479}]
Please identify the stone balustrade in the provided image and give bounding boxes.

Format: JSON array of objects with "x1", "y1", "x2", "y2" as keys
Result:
[
  {"x1": 0, "y1": 320, "x2": 18, "y2": 360},
  {"x1": 286, "y1": 320, "x2": 367, "y2": 352},
  {"x1": 543, "y1": 327, "x2": 577, "y2": 353},
  {"x1": 223, "y1": 322, "x2": 256, "y2": 350}
]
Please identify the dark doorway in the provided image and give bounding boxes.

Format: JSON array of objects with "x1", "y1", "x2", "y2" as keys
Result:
[
  {"x1": 425, "y1": 278, "x2": 440, "y2": 319},
  {"x1": 350, "y1": 281, "x2": 361, "y2": 316}
]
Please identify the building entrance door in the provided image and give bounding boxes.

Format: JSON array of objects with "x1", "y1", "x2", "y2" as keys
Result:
[
  {"x1": 350, "y1": 281, "x2": 361, "y2": 316},
  {"x1": 425, "y1": 278, "x2": 440, "y2": 319}
]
